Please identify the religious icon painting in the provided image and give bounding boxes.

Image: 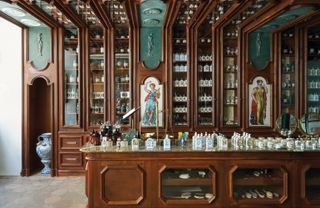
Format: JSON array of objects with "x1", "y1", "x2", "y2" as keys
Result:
[
  {"x1": 248, "y1": 76, "x2": 271, "y2": 127},
  {"x1": 140, "y1": 77, "x2": 164, "y2": 127}
]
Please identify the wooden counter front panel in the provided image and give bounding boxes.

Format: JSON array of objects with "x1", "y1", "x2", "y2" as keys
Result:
[
  {"x1": 84, "y1": 152, "x2": 320, "y2": 208},
  {"x1": 88, "y1": 160, "x2": 151, "y2": 208}
]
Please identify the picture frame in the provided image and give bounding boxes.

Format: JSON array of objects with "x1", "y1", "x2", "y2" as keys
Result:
[
  {"x1": 140, "y1": 77, "x2": 164, "y2": 127},
  {"x1": 248, "y1": 76, "x2": 271, "y2": 127}
]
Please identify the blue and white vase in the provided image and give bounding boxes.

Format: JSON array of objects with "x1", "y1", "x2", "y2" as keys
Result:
[{"x1": 36, "y1": 133, "x2": 52, "y2": 174}]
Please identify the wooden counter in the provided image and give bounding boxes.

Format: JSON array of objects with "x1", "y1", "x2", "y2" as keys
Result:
[{"x1": 82, "y1": 146, "x2": 320, "y2": 208}]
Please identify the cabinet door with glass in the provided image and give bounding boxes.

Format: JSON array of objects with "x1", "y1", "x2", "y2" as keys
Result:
[
  {"x1": 280, "y1": 27, "x2": 297, "y2": 115},
  {"x1": 63, "y1": 27, "x2": 80, "y2": 127},
  {"x1": 158, "y1": 162, "x2": 216, "y2": 207},
  {"x1": 104, "y1": 0, "x2": 131, "y2": 126},
  {"x1": 88, "y1": 27, "x2": 105, "y2": 127},
  {"x1": 195, "y1": 12, "x2": 214, "y2": 127},
  {"x1": 221, "y1": 21, "x2": 240, "y2": 127},
  {"x1": 171, "y1": 0, "x2": 201, "y2": 128},
  {"x1": 307, "y1": 24, "x2": 320, "y2": 115},
  {"x1": 230, "y1": 164, "x2": 288, "y2": 205}
]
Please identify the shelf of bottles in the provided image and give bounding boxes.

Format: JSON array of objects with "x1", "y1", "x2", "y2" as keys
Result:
[
  {"x1": 307, "y1": 26, "x2": 320, "y2": 115},
  {"x1": 232, "y1": 168, "x2": 286, "y2": 204},
  {"x1": 172, "y1": 1, "x2": 200, "y2": 127},
  {"x1": 196, "y1": 14, "x2": 214, "y2": 126},
  {"x1": 222, "y1": 22, "x2": 239, "y2": 126},
  {"x1": 305, "y1": 168, "x2": 320, "y2": 202},
  {"x1": 161, "y1": 168, "x2": 215, "y2": 202},
  {"x1": 280, "y1": 28, "x2": 296, "y2": 114},
  {"x1": 89, "y1": 27, "x2": 105, "y2": 126},
  {"x1": 114, "y1": 27, "x2": 130, "y2": 125},
  {"x1": 104, "y1": 0, "x2": 130, "y2": 126},
  {"x1": 64, "y1": 27, "x2": 80, "y2": 126}
]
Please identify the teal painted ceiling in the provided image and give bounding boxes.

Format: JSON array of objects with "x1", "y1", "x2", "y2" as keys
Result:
[
  {"x1": 139, "y1": 0, "x2": 166, "y2": 27},
  {"x1": 255, "y1": 6, "x2": 315, "y2": 32},
  {"x1": 0, "y1": 1, "x2": 47, "y2": 28}
]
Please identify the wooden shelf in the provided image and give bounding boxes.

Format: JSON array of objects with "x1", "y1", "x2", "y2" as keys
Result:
[
  {"x1": 91, "y1": 113, "x2": 104, "y2": 115},
  {"x1": 306, "y1": 177, "x2": 320, "y2": 186},
  {"x1": 92, "y1": 82, "x2": 104, "y2": 85},
  {"x1": 162, "y1": 178, "x2": 212, "y2": 186},
  {"x1": 233, "y1": 176, "x2": 283, "y2": 186}
]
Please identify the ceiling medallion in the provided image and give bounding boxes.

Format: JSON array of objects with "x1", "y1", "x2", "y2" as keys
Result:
[
  {"x1": 21, "y1": 19, "x2": 41, "y2": 27},
  {"x1": 143, "y1": 8, "x2": 162, "y2": 15},
  {"x1": 143, "y1": 18, "x2": 160, "y2": 25},
  {"x1": 1, "y1": 7, "x2": 26, "y2": 17}
]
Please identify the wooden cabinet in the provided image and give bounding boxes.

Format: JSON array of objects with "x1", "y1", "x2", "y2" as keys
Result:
[
  {"x1": 58, "y1": 134, "x2": 86, "y2": 175},
  {"x1": 83, "y1": 150, "x2": 320, "y2": 208}
]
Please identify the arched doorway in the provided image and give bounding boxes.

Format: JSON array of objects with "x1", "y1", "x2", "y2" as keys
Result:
[{"x1": 24, "y1": 77, "x2": 53, "y2": 176}]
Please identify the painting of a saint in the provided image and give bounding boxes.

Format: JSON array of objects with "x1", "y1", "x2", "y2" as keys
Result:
[
  {"x1": 140, "y1": 77, "x2": 163, "y2": 127},
  {"x1": 249, "y1": 77, "x2": 271, "y2": 127}
]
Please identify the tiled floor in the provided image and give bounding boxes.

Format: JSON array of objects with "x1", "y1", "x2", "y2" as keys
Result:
[{"x1": 0, "y1": 174, "x2": 87, "y2": 208}]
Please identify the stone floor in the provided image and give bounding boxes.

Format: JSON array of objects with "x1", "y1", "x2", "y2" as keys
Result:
[{"x1": 0, "y1": 174, "x2": 87, "y2": 208}]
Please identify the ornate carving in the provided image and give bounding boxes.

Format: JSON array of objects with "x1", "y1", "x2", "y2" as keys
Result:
[
  {"x1": 143, "y1": 8, "x2": 162, "y2": 15},
  {"x1": 143, "y1": 18, "x2": 160, "y2": 25},
  {"x1": 256, "y1": 32, "x2": 262, "y2": 57},
  {"x1": 38, "y1": 33, "x2": 43, "y2": 56},
  {"x1": 147, "y1": 33, "x2": 154, "y2": 56}
]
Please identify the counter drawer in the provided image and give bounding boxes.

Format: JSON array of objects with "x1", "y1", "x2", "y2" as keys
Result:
[
  {"x1": 59, "y1": 135, "x2": 83, "y2": 150},
  {"x1": 59, "y1": 152, "x2": 83, "y2": 167}
]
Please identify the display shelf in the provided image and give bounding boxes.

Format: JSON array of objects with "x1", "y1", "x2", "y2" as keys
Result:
[
  {"x1": 195, "y1": 7, "x2": 215, "y2": 127},
  {"x1": 222, "y1": 21, "x2": 239, "y2": 127},
  {"x1": 307, "y1": 25, "x2": 320, "y2": 114},
  {"x1": 64, "y1": 27, "x2": 80, "y2": 127},
  {"x1": 232, "y1": 168, "x2": 286, "y2": 203},
  {"x1": 161, "y1": 168, "x2": 215, "y2": 202},
  {"x1": 88, "y1": 26, "x2": 105, "y2": 127},
  {"x1": 172, "y1": 13, "x2": 188, "y2": 127},
  {"x1": 280, "y1": 29, "x2": 296, "y2": 115}
]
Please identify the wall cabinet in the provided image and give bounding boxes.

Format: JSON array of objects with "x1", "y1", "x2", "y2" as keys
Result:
[
  {"x1": 63, "y1": 28, "x2": 81, "y2": 127},
  {"x1": 88, "y1": 27, "x2": 105, "y2": 127},
  {"x1": 307, "y1": 24, "x2": 320, "y2": 115}
]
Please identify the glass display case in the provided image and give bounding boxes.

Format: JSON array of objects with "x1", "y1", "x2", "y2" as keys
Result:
[
  {"x1": 222, "y1": 18, "x2": 240, "y2": 127},
  {"x1": 280, "y1": 28, "x2": 296, "y2": 114},
  {"x1": 64, "y1": 27, "x2": 80, "y2": 126},
  {"x1": 104, "y1": 0, "x2": 131, "y2": 126},
  {"x1": 161, "y1": 168, "x2": 215, "y2": 203},
  {"x1": 232, "y1": 167, "x2": 287, "y2": 204},
  {"x1": 307, "y1": 25, "x2": 320, "y2": 115},
  {"x1": 171, "y1": 0, "x2": 200, "y2": 127},
  {"x1": 89, "y1": 27, "x2": 105, "y2": 126},
  {"x1": 305, "y1": 168, "x2": 320, "y2": 202},
  {"x1": 196, "y1": 13, "x2": 214, "y2": 127}
]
